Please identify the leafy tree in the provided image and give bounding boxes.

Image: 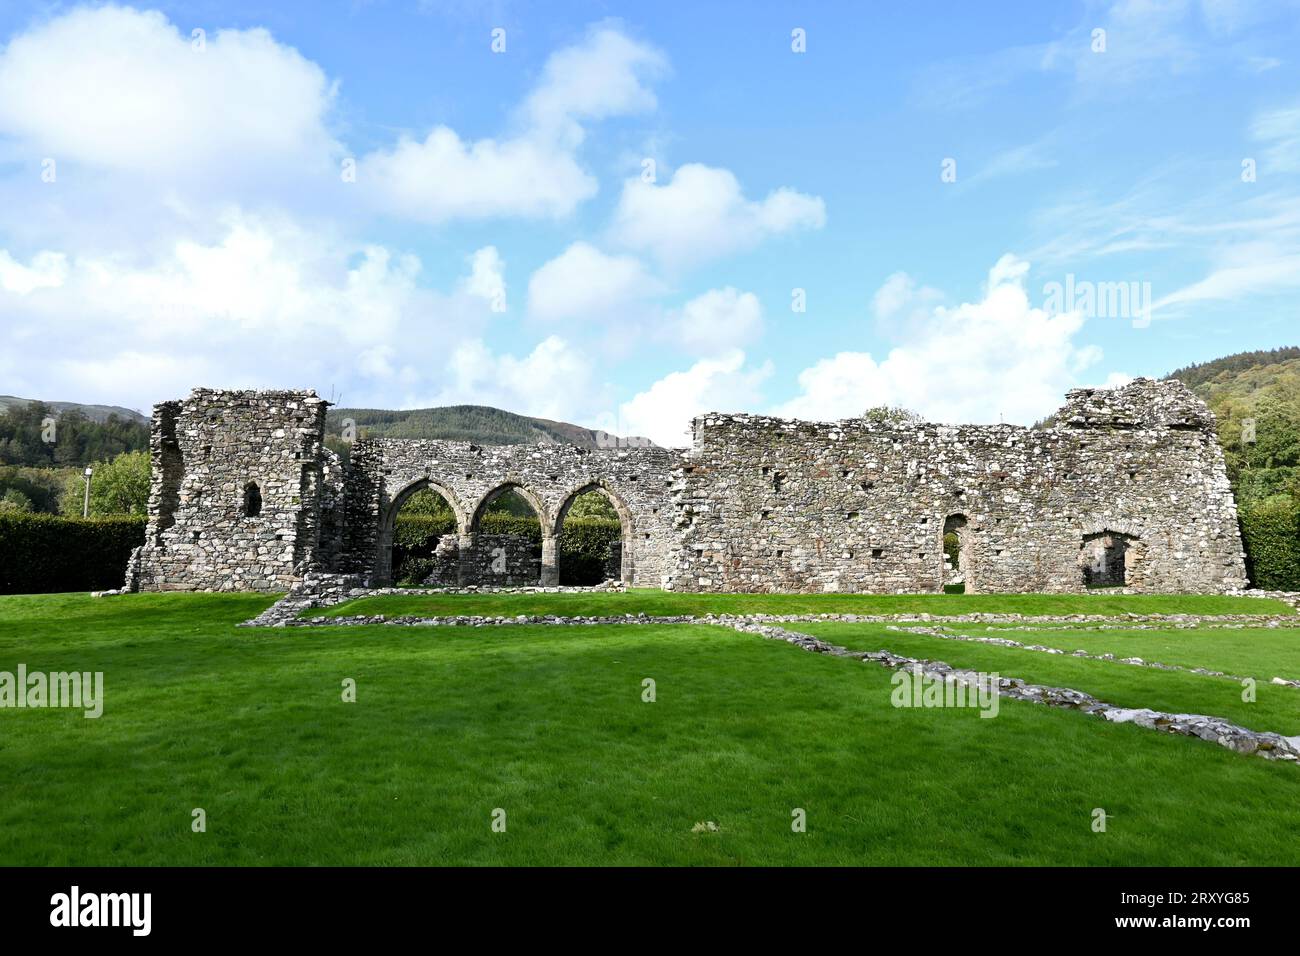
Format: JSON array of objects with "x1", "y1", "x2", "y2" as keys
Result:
[
  {"x1": 399, "y1": 488, "x2": 455, "y2": 518},
  {"x1": 0, "y1": 488, "x2": 33, "y2": 512},
  {"x1": 58, "y1": 450, "x2": 151, "y2": 516},
  {"x1": 566, "y1": 490, "x2": 618, "y2": 521}
]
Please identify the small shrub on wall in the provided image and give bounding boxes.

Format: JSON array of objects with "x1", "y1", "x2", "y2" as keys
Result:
[
  {"x1": 1239, "y1": 496, "x2": 1300, "y2": 591},
  {"x1": 0, "y1": 513, "x2": 146, "y2": 594}
]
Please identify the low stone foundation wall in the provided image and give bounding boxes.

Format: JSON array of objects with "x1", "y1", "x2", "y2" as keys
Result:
[{"x1": 420, "y1": 532, "x2": 540, "y2": 587}]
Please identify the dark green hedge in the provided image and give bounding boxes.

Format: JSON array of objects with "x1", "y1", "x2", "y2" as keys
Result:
[
  {"x1": 393, "y1": 514, "x2": 622, "y2": 585},
  {"x1": 1239, "y1": 497, "x2": 1300, "y2": 591},
  {"x1": 0, "y1": 512, "x2": 146, "y2": 594}
]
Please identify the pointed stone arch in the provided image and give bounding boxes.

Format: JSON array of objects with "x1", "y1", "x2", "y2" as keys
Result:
[
  {"x1": 373, "y1": 477, "x2": 468, "y2": 586},
  {"x1": 555, "y1": 479, "x2": 637, "y2": 584},
  {"x1": 470, "y1": 481, "x2": 552, "y2": 536}
]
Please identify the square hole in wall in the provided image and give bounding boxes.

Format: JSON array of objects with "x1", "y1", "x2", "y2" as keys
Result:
[{"x1": 871, "y1": 548, "x2": 883, "y2": 559}]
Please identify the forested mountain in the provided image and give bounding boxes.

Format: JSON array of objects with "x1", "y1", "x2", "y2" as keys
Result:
[
  {"x1": 0, "y1": 400, "x2": 150, "y2": 468},
  {"x1": 0, "y1": 395, "x2": 148, "y2": 425},
  {"x1": 1166, "y1": 348, "x2": 1300, "y2": 506},
  {"x1": 325, "y1": 404, "x2": 653, "y2": 449}
]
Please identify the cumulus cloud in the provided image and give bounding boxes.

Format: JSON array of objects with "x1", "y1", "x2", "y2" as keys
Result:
[
  {"x1": 527, "y1": 242, "x2": 661, "y2": 322},
  {"x1": 667, "y1": 286, "x2": 764, "y2": 355},
  {"x1": 0, "y1": 250, "x2": 68, "y2": 294},
  {"x1": 0, "y1": 214, "x2": 502, "y2": 409},
  {"x1": 602, "y1": 350, "x2": 773, "y2": 447},
  {"x1": 459, "y1": 246, "x2": 507, "y2": 310},
  {"x1": 610, "y1": 163, "x2": 826, "y2": 270},
  {"x1": 521, "y1": 24, "x2": 668, "y2": 142},
  {"x1": 0, "y1": 5, "x2": 337, "y2": 179},
  {"x1": 774, "y1": 255, "x2": 1104, "y2": 425},
  {"x1": 361, "y1": 25, "x2": 665, "y2": 223},
  {"x1": 426, "y1": 335, "x2": 604, "y2": 423},
  {"x1": 359, "y1": 130, "x2": 597, "y2": 223}
]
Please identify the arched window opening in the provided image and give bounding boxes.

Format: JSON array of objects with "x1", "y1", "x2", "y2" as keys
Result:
[
  {"x1": 556, "y1": 487, "x2": 627, "y2": 585},
  {"x1": 468, "y1": 486, "x2": 543, "y2": 586},
  {"x1": 243, "y1": 482, "x2": 262, "y2": 518},
  {"x1": 390, "y1": 485, "x2": 460, "y2": 586}
]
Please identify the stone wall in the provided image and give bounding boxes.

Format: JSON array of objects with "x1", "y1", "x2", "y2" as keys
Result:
[
  {"x1": 128, "y1": 389, "x2": 334, "y2": 592},
  {"x1": 340, "y1": 438, "x2": 682, "y2": 587},
  {"x1": 668, "y1": 379, "x2": 1247, "y2": 594},
  {"x1": 126, "y1": 378, "x2": 1248, "y2": 596},
  {"x1": 421, "y1": 533, "x2": 541, "y2": 587}
]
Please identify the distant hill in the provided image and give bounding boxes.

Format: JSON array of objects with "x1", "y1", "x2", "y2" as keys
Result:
[
  {"x1": 1165, "y1": 347, "x2": 1300, "y2": 506},
  {"x1": 1165, "y1": 347, "x2": 1300, "y2": 392},
  {"x1": 326, "y1": 404, "x2": 655, "y2": 449},
  {"x1": 0, "y1": 395, "x2": 148, "y2": 426}
]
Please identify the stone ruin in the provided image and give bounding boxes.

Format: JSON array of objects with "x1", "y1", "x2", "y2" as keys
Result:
[{"x1": 125, "y1": 378, "x2": 1249, "y2": 595}]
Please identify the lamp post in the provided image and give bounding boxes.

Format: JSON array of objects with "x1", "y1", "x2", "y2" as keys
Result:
[{"x1": 82, "y1": 466, "x2": 94, "y2": 518}]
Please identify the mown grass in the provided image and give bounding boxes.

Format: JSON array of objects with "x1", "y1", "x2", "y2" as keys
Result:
[
  {"x1": 2, "y1": 592, "x2": 1299, "y2": 866},
  {"x1": 793, "y1": 623, "x2": 1300, "y2": 736},
  {"x1": 958, "y1": 623, "x2": 1300, "y2": 684},
  {"x1": 318, "y1": 589, "x2": 1291, "y2": 619}
]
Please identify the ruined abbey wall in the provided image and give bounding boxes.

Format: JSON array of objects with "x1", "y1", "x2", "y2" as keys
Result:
[
  {"x1": 668, "y1": 379, "x2": 1248, "y2": 594},
  {"x1": 126, "y1": 389, "x2": 338, "y2": 592},
  {"x1": 340, "y1": 437, "x2": 681, "y2": 587},
  {"x1": 127, "y1": 388, "x2": 681, "y2": 591},
  {"x1": 127, "y1": 379, "x2": 1248, "y2": 595}
]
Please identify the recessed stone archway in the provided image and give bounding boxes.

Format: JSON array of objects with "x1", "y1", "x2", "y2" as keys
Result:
[
  {"x1": 555, "y1": 479, "x2": 637, "y2": 584},
  {"x1": 373, "y1": 477, "x2": 469, "y2": 586}
]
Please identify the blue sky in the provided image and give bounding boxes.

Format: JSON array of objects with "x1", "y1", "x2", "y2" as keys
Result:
[{"x1": 1, "y1": 0, "x2": 1298, "y2": 444}]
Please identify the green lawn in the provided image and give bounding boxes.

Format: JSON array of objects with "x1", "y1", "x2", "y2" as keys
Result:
[
  {"x1": 3, "y1": 592, "x2": 1300, "y2": 866},
  {"x1": 317, "y1": 588, "x2": 1293, "y2": 619},
  {"x1": 793, "y1": 622, "x2": 1300, "y2": 736},
  {"x1": 957, "y1": 623, "x2": 1300, "y2": 683}
]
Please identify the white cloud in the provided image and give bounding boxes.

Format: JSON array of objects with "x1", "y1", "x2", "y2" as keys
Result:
[
  {"x1": 775, "y1": 255, "x2": 1103, "y2": 425},
  {"x1": 0, "y1": 250, "x2": 68, "y2": 294},
  {"x1": 610, "y1": 163, "x2": 825, "y2": 270},
  {"x1": 429, "y1": 335, "x2": 603, "y2": 423},
  {"x1": 527, "y1": 242, "x2": 661, "y2": 322},
  {"x1": 604, "y1": 350, "x2": 773, "y2": 447},
  {"x1": 521, "y1": 24, "x2": 668, "y2": 142},
  {"x1": 359, "y1": 129, "x2": 597, "y2": 223},
  {"x1": 0, "y1": 6, "x2": 336, "y2": 178},
  {"x1": 1252, "y1": 100, "x2": 1300, "y2": 172},
  {"x1": 361, "y1": 26, "x2": 666, "y2": 224},
  {"x1": 871, "y1": 271, "x2": 945, "y2": 333},
  {"x1": 1152, "y1": 240, "x2": 1300, "y2": 311},
  {"x1": 668, "y1": 287, "x2": 764, "y2": 355},
  {"x1": 0, "y1": 214, "x2": 500, "y2": 410},
  {"x1": 459, "y1": 246, "x2": 507, "y2": 310}
]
